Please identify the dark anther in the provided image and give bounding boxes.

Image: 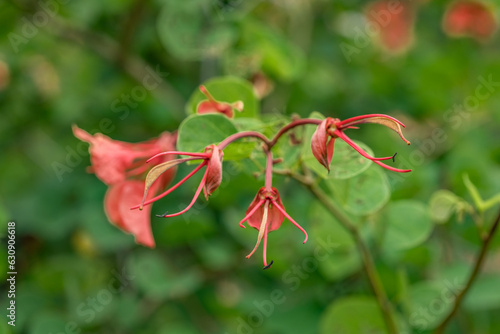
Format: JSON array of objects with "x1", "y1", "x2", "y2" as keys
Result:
[
  {"x1": 392, "y1": 152, "x2": 398, "y2": 162},
  {"x1": 156, "y1": 211, "x2": 169, "y2": 218},
  {"x1": 263, "y1": 260, "x2": 274, "y2": 270}
]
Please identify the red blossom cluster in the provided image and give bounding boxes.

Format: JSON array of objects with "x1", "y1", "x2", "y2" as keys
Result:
[{"x1": 74, "y1": 87, "x2": 411, "y2": 268}]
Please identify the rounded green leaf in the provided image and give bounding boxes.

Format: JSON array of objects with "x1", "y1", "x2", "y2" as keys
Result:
[
  {"x1": 304, "y1": 138, "x2": 374, "y2": 179},
  {"x1": 309, "y1": 203, "x2": 362, "y2": 280},
  {"x1": 126, "y1": 251, "x2": 173, "y2": 299},
  {"x1": 429, "y1": 190, "x2": 463, "y2": 224},
  {"x1": 327, "y1": 166, "x2": 391, "y2": 216},
  {"x1": 464, "y1": 275, "x2": 500, "y2": 311},
  {"x1": 177, "y1": 114, "x2": 237, "y2": 153},
  {"x1": 381, "y1": 200, "x2": 433, "y2": 252},
  {"x1": 320, "y1": 296, "x2": 389, "y2": 334},
  {"x1": 407, "y1": 281, "x2": 453, "y2": 331},
  {"x1": 29, "y1": 312, "x2": 69, "y2": 334},
  {"x1": 157, "y1": 0, "x2": 236, "y2": 60},
  {"x1": 186, "y1": 76, "x2": 259, "y2": 118},
  {"x1": 126, "y1": 250, "x2": 202, "y2": 300},
  {"x1": 240, "y1": 20, "x2": 306, "y2": 81}
]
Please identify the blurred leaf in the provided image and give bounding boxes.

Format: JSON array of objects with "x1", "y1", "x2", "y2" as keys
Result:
[
  {"x1": 186, "y1": 76, "x2": 259, "y2": 118},
  {"x1": 157, "y1": 0, "x2": 236, "y2": 60},
  {"x1": 240, "y1": 20, "x2": 306, "y2": 81},
  {"x1": 380, "y1": 200, "x2": 433, "y2": 253},
  {"x1": 429, "y1": 190, "x2": 470, "y2": 224},
  {"x1": 127, "y1": 250, "x2": 203, "y2": 300},
  {"x1": 328, "y1": 165, "x2": 391, "y2": 216},
  {"x1": 407, "y1": 281, "x2": 454, "y2": 331},
  {"x1": 177, "y1": 114, "x2": 237, "y2": 154},
  {"x1": 309, "y1": 203, "x2": 362, "y2": 280},
  {"x1": 464, "y1": 275, "x2": 500, "y2": 311},
  {"x1": 320, "y1": 296, "x2": 390, "y2": 334},
  {"x1": 28, "y1": 311, "x2": 69, "y2": 334},
  {"x1": 463, "y1": 174, "x2": 500, "y2": 212}
]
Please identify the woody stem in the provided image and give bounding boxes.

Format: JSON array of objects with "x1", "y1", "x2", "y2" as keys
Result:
[
  {"x1": 286, "y1": 170, "x2": 398, "y2": 334},
  {"x1": 434, "y1": 207, "x2": 500, "y2": 334}
]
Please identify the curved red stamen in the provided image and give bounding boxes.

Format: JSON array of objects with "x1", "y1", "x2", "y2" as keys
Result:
[
  {"x1": 262, "y1": 225, "x2": 271, "y2": 269},
  {"x1": 335, "y1": 131, "x2": 411, "y2": 172},
  {"x1": 272, "y1": 200, "x2": 308, "y2": 243},
  {"x1": 237, "y1": 198, "x2": 265, "y2": 228},
  {"x1": 146, "y1": 151, "x2": 209, "y2": 163},
  {"x1": 338, "y1": 114, "x2": 406, "y2": 128},
  {"x1": 373, "y1": 160, "x2": 412, "y2": 173},
  {"x1": 158, "y1": 166, "x2": 209, "y2": 218},
  {"x1": 131, "y1": 161, "x2": 207, "y2": 210}
]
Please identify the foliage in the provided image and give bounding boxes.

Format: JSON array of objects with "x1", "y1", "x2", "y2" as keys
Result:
[{"x1": 1, "y1": 0, "x2": 500, "y2": 334}]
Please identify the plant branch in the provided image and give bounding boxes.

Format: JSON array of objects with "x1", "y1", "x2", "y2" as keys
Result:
[
  {"x1": 117, "y1": 0, "x2": 150, "y2": 65},
  {"x1": 269, "y1": 118, "x2": 321, "y2": 147},
  {"x1": 434, "y1": 206, "x2": 500, "y2": 334},
  {"x1": 218, "y1": 131, "x2": 270, "y2": 150},
  {"x1": 285, "y1": 170, "x2": 398, "y2": 334}
]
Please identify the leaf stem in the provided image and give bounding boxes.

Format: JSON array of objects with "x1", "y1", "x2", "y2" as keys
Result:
[{"x1": 434, "y1": 207, "x2": 500, "y2": 334}]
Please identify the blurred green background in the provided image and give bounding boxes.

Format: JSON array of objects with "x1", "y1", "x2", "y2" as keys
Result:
[{"x1": 1, "y1": 0, "x2": 500, "y2": 333}]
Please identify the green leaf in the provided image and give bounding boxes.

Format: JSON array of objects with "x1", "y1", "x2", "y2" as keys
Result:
[
  {"x1": 177, "y1": 113, "x2": 237, "y2": 153},
  {"x1": 177, "y1": 114, "x2": 257, "y2": 161},
  {"x1": 126, "y1": 250, "x2": 203, "y2": 300},
  {"x1": 186, "y1": 76, "x2": 259, "y2": 118},
  {"x1": 29, "y1": 311, "x2": 69, "y2": 334},
  {"x1": 327, "y1": 165, "x2": 391, "y2": 216},
  {"x1": 320, "y1": 296, "x2": 406, "y2": 334},
  {"x1": 240, "y1": 20, "x2": 306, "y2": 81},
  {"x1": 157, "y1": 0, "x2": 236, "y2": 60},
  {"x1": 381, "y1": 200, "x2": 433, "y2": 252},
  {"x1": 309, "y1": 203, "x2": 362, "y2": 280},
  {"x1": 429, "y1": 190, "x2": 469, "y2": 224},
  {"x1": 464, "y1": 274, "x2": 500, "y2": 311},
  {"x1": 407, "y1": 281, "x2": 454, "y2": 331},
  {"x1": 126, "y1": 251, "x2": 173, "y2": 299},
  {"x1": 303, "y1": 139, "x2": 374, "y2": 180}
]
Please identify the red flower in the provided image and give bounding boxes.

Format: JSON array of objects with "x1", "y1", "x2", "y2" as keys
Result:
[
  {"x1": 132, "y1": 144, "x2": 224, "y2": 217},
  {"x1": 238, "y1": 187, "x2": 308, "y2": 269},
  {"x1": 311, "y1": 114, "x2": 411, "y2": 173},
  {"x1": 443, "y1": 1, "x2": 497, "y2": 41},
  {"x1": 196, "y1": 85, "x2": 244, "y2": 118},
  {"x1": 73, "y1": 125, "x2": 176, "y2": 247},
  {"x1": 366, "y1": 1, "x2": 416, "y2": 54}
]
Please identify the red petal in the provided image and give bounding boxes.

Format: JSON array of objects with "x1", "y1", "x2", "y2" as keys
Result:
[
  {"x1": 366, "y1": 1, "x2": 415, "y2": 53},
  {"x1": 203, "y1": 145, "x2": 223, "y2": 200},
  {"x1": 246, "y1": 188, "x2": 285, "y2": 232},
  {"x1": 72, "y1": 125, "x2": 177, "y2": 186},
  {"x1": 107, "y1": 180, "x2": 156, "y2": 248},
  {"x1": 104, "y1": 183, "x2": 124, "y2": 229},
  {"x1": 311, "y1": 118, "x2": 335, "y2": 171},
  {"x1": 443, "y1": 1, "x2": 497, "y2": 40}
]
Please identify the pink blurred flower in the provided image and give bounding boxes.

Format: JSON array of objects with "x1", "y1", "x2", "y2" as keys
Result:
[
  {"x1": 443, "y1": 1, "x2": 497, "y2": 41},
  {"x1": 366, "y1": 1, "x2": 416, "y2": 54},
  {"x1": 196, "y1": 85, "x2": 243, "y2": 118},
  {"x1": 73, "y1": 125, "x2": 176, "y2": 247}
]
